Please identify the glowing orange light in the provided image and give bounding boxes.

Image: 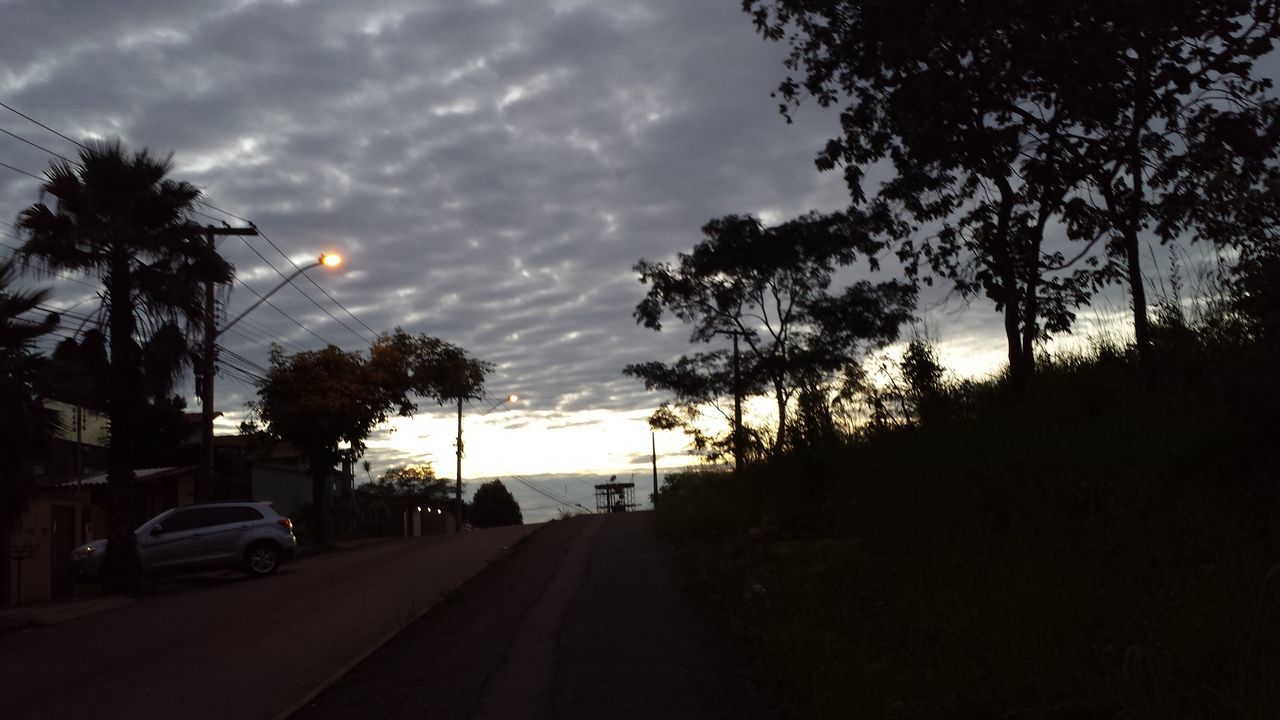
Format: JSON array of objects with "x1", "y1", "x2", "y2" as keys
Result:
[
  {"x1": 319, "y1": 253, "x2": 342, "y2": 268},
  {"x1": 507, "y1": 394, "x2": 520, "y2": 403}
]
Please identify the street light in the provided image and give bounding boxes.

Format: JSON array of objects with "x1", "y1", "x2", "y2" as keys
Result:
[
  {"x1": 197, "y1": 252, "x2": 344, "y2": 501},
  {"x1": 454, "y1": 392, "x2": 520, "y2": 532},
  {"x1": 219, "y1": 253, "x2": 342, "y2": 333}
]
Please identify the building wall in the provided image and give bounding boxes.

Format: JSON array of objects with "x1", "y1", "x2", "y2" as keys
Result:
[
  {"x1": 3, "y1": 472, "x2": 194, "y2": 606},
  {"x1": 251, "y1": 464, "x2": 313, "y2": 521},
  {"x1": 4, "y1": 487, "x2": 96, "y2": 606},
  {"x1": 251, "y1": 463, "x2": 355, "y2": 523}
]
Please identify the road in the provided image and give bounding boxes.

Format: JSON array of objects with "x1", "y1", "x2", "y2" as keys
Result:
[
  {"x1": 0, "y1": 513, "x2": 767, "y2": 720},
  {"x1": 293, "y1": 512, "x2": 766, "y2": 720},
  {"x1": 0, "y1": 524, "x2": 536, "y2": 720}
]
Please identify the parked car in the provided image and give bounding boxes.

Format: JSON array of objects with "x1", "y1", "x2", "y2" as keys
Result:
[{"x1": 71, "y1": 501, "x2": 297, "y2": 581}]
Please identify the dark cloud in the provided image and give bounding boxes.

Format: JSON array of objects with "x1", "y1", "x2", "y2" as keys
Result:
[{"x1": 1, "y1": 0, "x2": 1018, "y2": 472}]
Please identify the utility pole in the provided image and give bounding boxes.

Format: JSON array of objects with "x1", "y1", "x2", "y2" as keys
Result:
[
  {"x1": 651, "y1": 431, "x2": 658, "y2": 501},
  {"x1": 197, "y1": 224, "x2": 258, "y2": 503},
  {"x1": 455, "y1": 396, "x2": 464, "y2": 533}
]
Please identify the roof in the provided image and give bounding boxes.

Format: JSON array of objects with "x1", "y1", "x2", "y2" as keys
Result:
[{"x1": 56, "y1": 466, "x2": 194, "y2": 488}]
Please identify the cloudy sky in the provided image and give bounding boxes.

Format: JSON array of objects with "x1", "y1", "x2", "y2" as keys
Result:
[{"x1": 1, "y1": 0, "x2": 1036, "y2": 514}]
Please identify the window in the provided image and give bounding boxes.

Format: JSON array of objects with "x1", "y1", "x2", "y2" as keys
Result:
[{"x1": 206, "y1": 506, "x2": 264, "y2": 525}]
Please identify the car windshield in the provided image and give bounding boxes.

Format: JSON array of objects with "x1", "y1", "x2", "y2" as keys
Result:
[{"x1": 136, "y1": 509, "x2": 177, "y2": 533}]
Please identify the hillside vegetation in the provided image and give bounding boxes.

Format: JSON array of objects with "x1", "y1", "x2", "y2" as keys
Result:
[{"x1": 657, "y1": 305, "x2": 1280, "y2": 719}]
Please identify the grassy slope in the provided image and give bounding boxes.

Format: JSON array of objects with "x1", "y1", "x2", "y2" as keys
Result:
[{"x1": 658, "y1": 346, "x2": 1280, "y2": 719}]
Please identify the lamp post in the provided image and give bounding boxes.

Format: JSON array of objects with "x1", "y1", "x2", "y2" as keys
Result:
[
  {"x1": 454, "y1": 393, "x2": 518, "y2": 533},
  {"x1": 197, "y1": 253, "x2": 343, "y2": 502}
]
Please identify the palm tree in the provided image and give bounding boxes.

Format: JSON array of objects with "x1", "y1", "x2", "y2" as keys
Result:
[
  {"x1": 0, "y1": 257, "x2": 58, "y2": 604},
  {"x1": 17, "y1": 139, "x2": 232, "y2": 589}
]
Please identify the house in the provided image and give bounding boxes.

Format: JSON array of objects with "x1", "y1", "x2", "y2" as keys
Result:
[
  {"x1": 1, "y1": 402, "x2": 354, "y2": 605},
  {"x1": 1, "y1": 467, "x2": 196, "y2": 606}
]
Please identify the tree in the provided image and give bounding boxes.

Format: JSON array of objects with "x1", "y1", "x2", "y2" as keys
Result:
[
  {"x1": 744, "y1": 1, "x2": 1119, "y2": 386},
  {"x1": 366, "y1": 465, "x2": 452, "y2": 506},
  {"x1": 355, "y1": 465, "x2": 454, "y2": 535},
  {"x1": 254, "y1": 329, "x2": 490, "y2": 543},
  {"x1": 0, "y1": 258, "x2": 58, "y2": 603},
  {"x1": 470, "y1": 479, "x2": 523, "y2": 528},
  {"x1": 744, "y1": 0, "x2": 1280, "y2": 377},
  {"x1": 629, "y1": 211, "x2": 914, "y2": 453},
  {"x1": 626, "y1": 352, "x2": 767, "y2": 464},
  {"x1": 17, "y1": 140, "x2": 232, "y2": 588}
]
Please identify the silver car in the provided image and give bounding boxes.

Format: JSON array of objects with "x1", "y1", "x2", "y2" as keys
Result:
[{"x1": 72, "y1": 501, "x2": 298, "y2": 580}]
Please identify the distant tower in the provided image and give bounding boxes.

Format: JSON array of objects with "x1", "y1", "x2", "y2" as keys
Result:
[{"x1": 595, "y1": 476, "x2": 636, "y2": 513}]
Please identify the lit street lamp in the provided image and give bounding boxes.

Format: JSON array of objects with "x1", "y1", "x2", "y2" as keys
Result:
[
  {"x1": 219, "y1": 253, "x2": 342, "y2": 332},
  {"x1": 197, "y1": 252, "x2": 344, "y2": 502}
]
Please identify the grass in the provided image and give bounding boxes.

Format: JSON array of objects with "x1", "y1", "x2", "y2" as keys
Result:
[{"x1": 657, "y1": 338, "x2": 1280, "y2": 719}]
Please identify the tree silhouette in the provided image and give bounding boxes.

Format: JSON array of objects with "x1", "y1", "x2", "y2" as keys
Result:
[
  {"x1": 630, "y1": 211, "x2": 914, "y2": 452},
  {"x1": 744, "y1": 0, "x2": 1280, "y2": 378},
  {"x1": 0, "y1": 259, "x2": 58, "y2": 600},
  {"x1": 254, "y1": 329, "x2": 490, "y2": 543},
  {"x1": 17, "y1": 140, "x2": 232, "y2": 588},
  {"x1": 470, "y1": 479, "x2": 522, "y2": 528}
]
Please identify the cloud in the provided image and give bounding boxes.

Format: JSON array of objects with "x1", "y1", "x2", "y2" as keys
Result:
[{"x1": 0, "y1": 0, "x2": 1018, "y2": 474}]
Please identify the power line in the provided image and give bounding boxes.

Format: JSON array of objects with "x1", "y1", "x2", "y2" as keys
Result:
[
  {"x1": 215, "y1": 343, "x2": 268, "y2": 374},
  {"x1": 253, "y1": 226, "x2": 380, "y2": 340},
  {"x1": 239, "y1": 313, "x2": 308, "y2": 351},
  {"x1": 0, "y1": 127, "x2": 76, "y2": 164},
  {"x1": 0, "y1": 159, "x2": 41, "y2": 180},
  {"x1": 509, "y1": 475, "x2": 591, "y2": 512},
  {"x1": 221, "y1": 323, "x2": 303, "y2": 357},
  {"x1": 0, "y1": 101, "x2": 90, "y2": 152},
  {"x1": 0, "y1": 103, "x2": 376, "y2": 352},
  {"x1": 231, "y1": 276, "x2": 335, "y2": 347},
  {"x1": 235, "y1": 233, "x2": 372, "y2": 343}
]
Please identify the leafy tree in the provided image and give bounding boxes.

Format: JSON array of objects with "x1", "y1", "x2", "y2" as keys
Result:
[
  {"x1": 254, "y1": 329, "x2": 490, "y2": 543},
  {"x1": 744, "y1": 0, "x2": 1280, "y2": 378},
  {"x1": 354, "y1": 465, "x2": 454, "y2": 535},
  {"x1": 744, "y1": 1, "x2": 1115, "y2": 386},
  {"x1": 0, "y1": 259, "x2": 58, "y2": 601},
  {"x1": 1058, "y1": 1, "x2": 1280, "y2": 365},
  {"x1": 626, "y1": 352, "x2": 767, "y2": 464},
  {"x1": 366, "y1": 464, "x2": 452, "y2": 504},
  {"x1": 629, "y1": 211, "x2": 914, "y2": 453},
  {"x1": 17, "y1": 140, "x2": 232, "y2": 588},
  {"x1": 469, "y1": 479, "x2": 523, "y2": 528}
]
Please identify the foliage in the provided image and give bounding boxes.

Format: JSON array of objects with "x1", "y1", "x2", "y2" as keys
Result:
[
  {"x1": 0, "y1": 258, "x2": 58, "y2": 555},
  {"x1": 629, "y1": 211, "x2": 914, "y2": 457},
  {"x1": 657, "y1": 305, "x2": 1280, "y2": 719},
  {"x1": 744, "y1": 0, "x2": 1280, "y2": 378},
  {"x1": 469, "y1": 479, "x2": 523, "y2": 528},
  {"x1": 363, "y1": 464, "x2": 452, "y2": 504},
  {"x1": 253, "y1": 328, "x2": 490, "y2": 543},
  {"x1": 16, "y1": 139, "x2": 231, "y2": 589}
]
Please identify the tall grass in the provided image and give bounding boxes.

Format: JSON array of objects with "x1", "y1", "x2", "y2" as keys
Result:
[{"x1": 658, "y1": 330, "x2": 1280, "y2": 718}]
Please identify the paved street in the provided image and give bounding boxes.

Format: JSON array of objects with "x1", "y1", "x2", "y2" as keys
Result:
[
  {"x1": 0, "y1": 524, "x2": 536, "y2": 720},
  {"x1": 293, "y1": 512, "x2": 766, "y2": 720},
  {"x1": 0, "y1": 513, "x2": 766, "y2": 720}
]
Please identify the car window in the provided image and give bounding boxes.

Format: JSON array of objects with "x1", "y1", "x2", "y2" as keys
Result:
[
  {"x1": 158, "y1": 509, "x2": 214, "y2": 533},
  {"x1": 206, "y1": 506, "x2": 264, "y2": 525},
  {"x1": 156, "y1": 506, "x2": 264, "y2": 533}
]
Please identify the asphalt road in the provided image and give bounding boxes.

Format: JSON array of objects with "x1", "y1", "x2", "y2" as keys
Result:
[
  {"x1": 293, "y1": 512, "x2": 768, "y2": 720},
  {"x1": 0, "y1": 513, "x2": 767, "y2": 720},
  {"x1": 0, "y1": 524, "x2": 536, "y2": 720}
]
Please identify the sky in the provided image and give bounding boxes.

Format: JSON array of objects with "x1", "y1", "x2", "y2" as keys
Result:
[{"x1": 0, "y1": 0, "x2": 1124, "y2": 518}]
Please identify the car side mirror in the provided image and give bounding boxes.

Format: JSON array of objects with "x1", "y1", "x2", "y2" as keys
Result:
[{"x1": 150, "y1": 525, "x2": 163, "y2": 536}]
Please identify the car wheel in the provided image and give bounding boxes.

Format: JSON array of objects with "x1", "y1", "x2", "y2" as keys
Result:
[{"x1": 243, "y1": 542, "x2": 281, "y2": 577}]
